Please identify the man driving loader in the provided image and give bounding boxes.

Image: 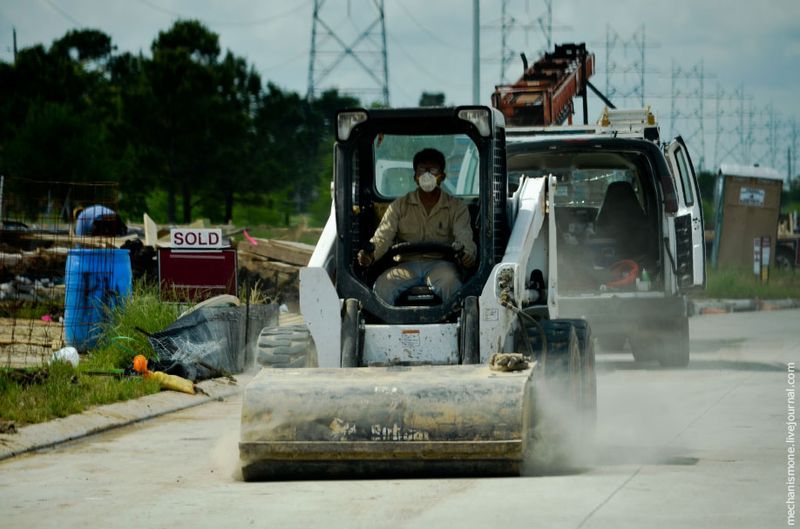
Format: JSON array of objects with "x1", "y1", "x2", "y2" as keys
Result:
[{"x1": 357, "y1": 148, "x2": 477, "y2": 305}]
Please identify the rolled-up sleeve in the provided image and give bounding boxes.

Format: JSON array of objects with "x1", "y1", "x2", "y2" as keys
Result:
[{"x1": 370, "y1": 202, "x2": 400, "y2": 261}]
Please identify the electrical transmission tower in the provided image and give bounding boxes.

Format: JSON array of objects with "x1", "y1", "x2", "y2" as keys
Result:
[
  {"x1": 489, "y1": 1, "x2": 566, "y2": 84},
  {"x1": 307, "y1": 0, "x2": 389, "y2": 106},
  {"x1": 603, "y1": 24, "x2": 656, "y2": 108},
  {"x1": 669, "y1": 60, "x2": 714, "y2": 169},
  {"x1": 713, "y1": 84, "x2": 751, "y2": 169}
]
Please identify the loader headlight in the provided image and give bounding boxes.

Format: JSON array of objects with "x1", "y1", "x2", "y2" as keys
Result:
[
  {"x1": 457, "y1": 108, "x2": 491, "y2": 137},
  {"x1": 336, "y1": 110, "x2": 368, "y2": 142}
]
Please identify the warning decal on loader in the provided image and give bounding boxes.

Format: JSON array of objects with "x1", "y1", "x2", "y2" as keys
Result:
[{"x1": 400, "y1": 329, "x2": 421, "y2": 348}]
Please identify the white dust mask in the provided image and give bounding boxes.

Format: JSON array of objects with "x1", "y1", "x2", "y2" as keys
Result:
[{"x1": 418, "y1": 171, "x2": 438, "y2": 192}]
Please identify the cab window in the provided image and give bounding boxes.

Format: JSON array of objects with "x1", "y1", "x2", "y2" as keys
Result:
[{"x1": 373, "y1": 134, "x2": 480, "y2": 199}]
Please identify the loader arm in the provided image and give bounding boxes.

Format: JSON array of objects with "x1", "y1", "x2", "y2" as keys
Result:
[
  {"x1": 299, "y1": 203, "x2": 341, "y2": 367},
  {"x1": 478, "y1": 176, "x2": 550, "y2": 362}
]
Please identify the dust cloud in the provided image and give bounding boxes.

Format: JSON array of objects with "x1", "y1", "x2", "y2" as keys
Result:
[
  {"x1": 523, "y1": 341, "x2": 692, "y2": 476},
  {"x1": 210, "y1": 429, "x2": 244, "y2": 482}
]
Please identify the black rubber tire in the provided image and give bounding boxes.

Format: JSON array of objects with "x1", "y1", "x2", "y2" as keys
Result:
[
  {"x1": 561, "y1": 318, "x2": 597, "y2": 430},
  {"x1": 460, "y1": 296, "x2": 480, "y2": 364},
  {"x1": 523, "y1": 319, "x2": 584, "y2": 474},
  {"x1": 658, "y1": 316, "x2": 690, "y2": 368},
  {"x1": 597, "y1": 334, "x2": 627, "y2": 352},
  {"x1": 526, "y1": 319, "x2": 582, "y2": 411},
  {"x1": 630, "y1": 317, "x2": 690, "y2": 368},
  {"x1": 256, "y1": 325, "x2": 315, "y2": 368},
  {"x1": 341, "y1": 298, "x2": 361, "y2": 368},
  {"x1": 629, "y1": 330, "x2": 658, "y2": 363}
]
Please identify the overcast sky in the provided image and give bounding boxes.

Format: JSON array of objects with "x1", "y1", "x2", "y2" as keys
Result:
[{"x1": 1, "y1": 0, "x2": 799, "y2": 172}]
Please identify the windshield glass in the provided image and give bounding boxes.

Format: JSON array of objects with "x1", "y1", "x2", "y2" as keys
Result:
[
  {"x1": 507, "y1": 151, "x2": 645, "y2": 208},
  {"x1": 373, "y1": 134, "x2": 480, "y2": 198}
]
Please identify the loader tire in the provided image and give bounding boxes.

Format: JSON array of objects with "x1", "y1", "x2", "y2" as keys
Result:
[
  {"x1": 341, "y1": 299, "x2": 361, "y2": 368},
  {"x1": 523, "y1": 320, "x2": 584, "y2": 474},
  {"x1": 526, "y1": 320, "x2": 581, "y2": 413},
  {"x1": 256, "y1": 325, "x2": 315, "y2": 368},
  {"x1": 460, "y1": 296, "x2": 480, "y2": 364},
  {"x1": 561, "y1": 319, "x2": 597, "y2": 430}
]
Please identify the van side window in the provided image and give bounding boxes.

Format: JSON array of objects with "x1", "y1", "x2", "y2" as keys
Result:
[{"x1": 674, "y1": 148, "x2": 695, "y2": 207}]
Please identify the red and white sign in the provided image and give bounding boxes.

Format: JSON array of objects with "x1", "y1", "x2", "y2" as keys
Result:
[{"x1": 170, "y1": 228, "x2": 223, "y2": 249}]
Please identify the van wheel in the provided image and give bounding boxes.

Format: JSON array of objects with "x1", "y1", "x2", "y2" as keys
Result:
[
  {"x1": 658, "y1": 317, "x2": 690, "y2": 368},
  {"x1": 598, "y1": 334, "x2": 626, "y2": 352},
  {"x1": 630, "y1": 318, "x2": 690, "y2": 368}
]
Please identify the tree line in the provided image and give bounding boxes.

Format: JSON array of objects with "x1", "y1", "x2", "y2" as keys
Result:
[{"x1": 0, "y1": 20, "x2": 358, "y2": 225}]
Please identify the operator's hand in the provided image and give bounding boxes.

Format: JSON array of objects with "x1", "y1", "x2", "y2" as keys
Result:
[
  {"x1": 460, "y1": 252, "x2": 476, "y2": 268},
  {"x1": 357, "y1": 249, "x2": 374, "y2": 267},
  {"x1": 452, "y1": 241, "x2": 475, "y2": 268}
]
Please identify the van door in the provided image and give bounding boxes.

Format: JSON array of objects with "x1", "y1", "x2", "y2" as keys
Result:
[{"x1": 665, "y1": 137, "x2": 706, "y2": 289}]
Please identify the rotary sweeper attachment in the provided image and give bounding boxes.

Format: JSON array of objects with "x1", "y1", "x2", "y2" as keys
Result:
[{"x1": 239, "y1": 364, "x2": 545, "y2": 480}]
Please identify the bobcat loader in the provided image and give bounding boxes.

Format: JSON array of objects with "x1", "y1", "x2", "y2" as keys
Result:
[{"x1": 239, "y1": 106, "x2": 596, "y2": 480}]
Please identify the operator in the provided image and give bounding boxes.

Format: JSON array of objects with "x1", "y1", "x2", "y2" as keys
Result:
[{"x1": 357, "y1": 148, "x2": 477, "y2": 305}]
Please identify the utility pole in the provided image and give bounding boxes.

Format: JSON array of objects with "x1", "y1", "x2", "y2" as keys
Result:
[
  {"x1": 473, "y1": 0, "x2": 480, "y2": 104},
  {"x1": 12, "y1": 27, "x2": 17, "y2": 64}
]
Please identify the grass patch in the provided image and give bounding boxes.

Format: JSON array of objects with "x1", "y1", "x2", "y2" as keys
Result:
[
  {"x1": 87, "y1": 281, "x2": 182, "y2": 370},
  {"x1": 693, "y1": 266, "x2": 800, "y2": 299},
  {"x1": 0, "y1": 363, "x2": 161, "y2": 425},
  {"x1": 0, "y1": 281, "x2": 181, "y2": 426}
]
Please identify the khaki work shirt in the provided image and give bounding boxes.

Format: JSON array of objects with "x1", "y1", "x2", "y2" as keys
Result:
[{"x1": 371, "y1": 190, "x2": 477, "y2": 262}]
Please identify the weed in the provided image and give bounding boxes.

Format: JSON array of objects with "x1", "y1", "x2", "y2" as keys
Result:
[
  {"x1": 0, "y1": 363, "x2": 160, "y2": 425},
  {"x1": 87, "y1": 280, "x2": 181, "y2": 370},
  {"x1": 693, "y1": 265, "x2": 800, "y2": 299}
]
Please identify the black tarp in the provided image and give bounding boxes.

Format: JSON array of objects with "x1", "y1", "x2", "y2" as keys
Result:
[{"x1": 147, "y1": 303, "x2": 278, "y2": 381}]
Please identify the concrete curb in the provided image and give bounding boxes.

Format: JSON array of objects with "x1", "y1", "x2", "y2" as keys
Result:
[
  {"x1": 690, "y1": 298, "x2": 800, "y2": 316},
  {"x1": 0, "y1": 374, "x2": 250, "y2": 462}
]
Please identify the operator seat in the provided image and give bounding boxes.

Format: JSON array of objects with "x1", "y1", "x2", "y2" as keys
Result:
[{"x1": 594, "y1": 181, "x2": 648, "y2": 261}]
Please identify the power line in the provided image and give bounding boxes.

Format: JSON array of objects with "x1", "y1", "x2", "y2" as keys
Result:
[
  {"x1": 394, "y1": 0, "x2": 459, "y2": 49},
  {"x1": 39, "y1": 0, "x2": 82, "y2": 27},
  {"x1": 134, "y1": 0, "x2": 311, "y2": 28},
  {"x1": 387, "y1": 32, "x2": 453, "y2": 90}
]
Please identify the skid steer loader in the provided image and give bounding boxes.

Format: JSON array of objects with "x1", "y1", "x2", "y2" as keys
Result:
[{"x1": 240, "y1": 106, "x2": 596, "y2": 480}]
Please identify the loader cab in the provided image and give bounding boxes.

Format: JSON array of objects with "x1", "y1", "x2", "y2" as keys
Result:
[{"x1": 334, "y1": 107, "x2": 508, "y2": 325}]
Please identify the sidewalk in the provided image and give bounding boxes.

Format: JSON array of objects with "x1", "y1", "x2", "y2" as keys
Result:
[
  {"x1": 2, "y1": 302, "x2": 797, "y2": 463},
  {"x1": 689, "y1": 297, "x2": 800, "y2": 315},
  {"x1": 0, "y1": 373, "x2": 252, "y2": 462}
]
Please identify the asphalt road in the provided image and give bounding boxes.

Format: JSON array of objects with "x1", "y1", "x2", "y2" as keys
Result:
[{"x1": 1, "y1": 309, "x2": 796, "y2": 529}]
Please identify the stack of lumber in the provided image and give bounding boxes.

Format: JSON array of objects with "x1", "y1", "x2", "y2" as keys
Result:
[{"x1": 237, "y1": 238, "x2": 314, "y2": 284}]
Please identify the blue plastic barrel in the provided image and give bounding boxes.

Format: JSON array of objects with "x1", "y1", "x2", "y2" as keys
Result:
[{"x1": 64, "y1": 249, "x2": 132, "y2": 351}]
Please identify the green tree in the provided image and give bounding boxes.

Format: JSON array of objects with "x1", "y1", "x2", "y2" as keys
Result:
[
  {"x1": 144, "y1": 20, "x2": 263, "y2": 223},
  {"x1": 0, "y1": 30, "x2": 124, "y2": 219}
]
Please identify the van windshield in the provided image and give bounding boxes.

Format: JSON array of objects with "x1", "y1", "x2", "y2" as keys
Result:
[
  {"x1": 507, "y1": 151, "x2": 645, "y2": 209},
  {"x1": 373, "y1": 134, "x2": 480, "y2": 199}
]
